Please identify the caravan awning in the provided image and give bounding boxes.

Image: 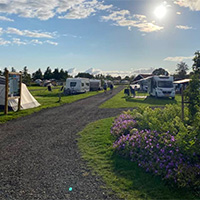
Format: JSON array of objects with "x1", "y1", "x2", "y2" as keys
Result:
[{"x1": 173, "y1": 79, "x2": 191, "y2": 84}]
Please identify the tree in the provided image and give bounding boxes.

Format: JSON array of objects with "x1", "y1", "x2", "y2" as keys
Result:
[
  {"x1": 152, "y1": 68, "x2": 169, "y2": 76},
  {"x1": 175, "y1": 62, "x2": 189, "y2": 79},
  {"x1": 0, "y1": 70, "x2": 2, "y2": 76},
  {"x1": 52, "y1": 68, "x2": 60, "y2": 80},
  {"x1": 11, "y1": 67, "x2": 16, "y2": 72},
  {"x1": 22, "y1": 66, "x2": 31, "y2": 85},
  {"x1": 32, "y1": 68, "x2": 43, "y2": 80},
  {"x1": 60, "y1": 69, "x2": 68, "y2": 80},
  {"x1": 192, "y1": 50, "x2": 200, "y2": 73},
  {"x1": 44, "y1": 66, "x2": 53, "y2": 80},
  {"x1": 185, "y1": 51, "x2": 200, "y2": 122},
  {"x1": 3, "y1": 67, "x2": 8, "y2": 76}
]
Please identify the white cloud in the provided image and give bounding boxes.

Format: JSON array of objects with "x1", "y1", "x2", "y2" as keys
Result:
[
  {"x1": 102, "y1": 10, "x2": 163, "y2": 33},
  {"x1": 164, "y1": 56, "x2": 193, "y2": 62},
  {"x1": 0, "y1": 16, "x2": 14, "y2": 21},
  {"x1": 6, "y1": 27, "x2": 54, "y2": 38},
  {"x1": 176, "y1": 11, "x2": 181, "y2": 15},
  {"x1": 0, "y1": 0, "x2": 113, "y2": 20},
  {"x1": 30, "y1": 39, "x2": 43, "y2": 45},
  {"x1": 58, "y1": 0, "x2": 112, "y2": 19},
  {"x1": 68, "y1": 67, "x2": 154, "y2": 78},
  {"x1": 12, "y1": 38, "x2": 27, "y2": 45},
  {"x1": 174, "y1": 0, "x2": 200, "y2": 11},
  {"x1": 45, "y1": 40, "x2": 58, "y2": 46},
  {"x1": 176, "y1": 25, "x2": 193, "y2": 30},
  {"x1": 0, "y1": 38, "x2": 11, "y2": 45}
]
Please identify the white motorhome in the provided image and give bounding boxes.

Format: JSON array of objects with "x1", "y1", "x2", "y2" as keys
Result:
[
  {"x1": 89, "y1": 79, "x2": 101, "y2": 91},
  {"x1": 147, "y1": 76, "x2": 175, "y2": 99},
  {"x1": 65, "y1": 78, "x2": 90, "y2": 94}
]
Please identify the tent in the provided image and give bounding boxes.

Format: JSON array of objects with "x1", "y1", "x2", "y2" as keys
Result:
[{"x1": 0, "y1": 76, "x2": 40, "y2": 111}]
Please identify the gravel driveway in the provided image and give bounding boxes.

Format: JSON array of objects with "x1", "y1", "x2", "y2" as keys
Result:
[{"x1": 0, "y1": 86, "x2": 130, "y2": 200}]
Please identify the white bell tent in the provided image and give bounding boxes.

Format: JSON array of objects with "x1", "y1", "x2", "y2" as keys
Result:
[{"x1": 0, "y1": 76, "x2": 40, "y2": 111}]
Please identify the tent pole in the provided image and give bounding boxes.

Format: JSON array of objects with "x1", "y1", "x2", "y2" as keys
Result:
[
  {"x1": 18, "y1": 74, "x2": 22, "y2": 111},
  {"x1": 4, "y1": 70, "x2": 9, "y2": 115}
]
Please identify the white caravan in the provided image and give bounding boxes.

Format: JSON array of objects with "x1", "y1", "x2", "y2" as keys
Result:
[
  {"x1": 89, "y1": 79, "x2": 101, "y2": 91},
  {"x1": 65, "y1": 78, "x2": 90, "y2": 94},
  {"x1": 147, "y1": 76, "x2": 175, "y2": 99}
]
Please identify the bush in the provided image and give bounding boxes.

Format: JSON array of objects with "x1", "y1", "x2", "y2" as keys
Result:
[
  {"x1": 113, "y1": 130, "x2": 200, "y2": 189},
  {"x1": 111, "y1": 114, "x2": 137, "y2": 137},
  {"x1": 111, "y1": 105, "x2": 200, "y2": 190}
]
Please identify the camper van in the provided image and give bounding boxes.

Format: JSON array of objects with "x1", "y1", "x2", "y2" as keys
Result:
[
  {"x1": 89, "y1": 79, "x2": 101, "y2": 91},
  {"x1": 65, "y1": 78, "x2": 90, "y2": 94},
  {"x1": 147, "y1": 76, "x2": 175, "y2": 99}
]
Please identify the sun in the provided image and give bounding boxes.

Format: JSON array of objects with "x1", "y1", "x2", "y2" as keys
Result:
[{"x1": 154, "y1": 5, "x2": 167, "y2": 19}]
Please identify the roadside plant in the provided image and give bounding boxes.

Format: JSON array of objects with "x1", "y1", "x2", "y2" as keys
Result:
[
  {"x1": 113, "y1": 130, "x2": 200, "y2": 189},
  {"x1": 111, "y1": 114, "x2": 137, "y2": 137}
]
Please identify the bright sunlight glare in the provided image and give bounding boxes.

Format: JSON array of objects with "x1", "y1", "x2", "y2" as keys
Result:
[{"x1": 154, "y1": 5, "x2": 167, "y2": 19}]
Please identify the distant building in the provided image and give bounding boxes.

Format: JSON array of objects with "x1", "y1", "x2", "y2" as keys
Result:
[
  {"x1": 132, "y1": 74, "x2": 153, "y2": 92},
  {"x1": 132, "y1": 74, "x2": 152, "y2": 83}
]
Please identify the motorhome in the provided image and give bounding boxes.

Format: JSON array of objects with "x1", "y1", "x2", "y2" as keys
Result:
[
  {"x1": 147, "y1": 76, "x2": 175, "y2": 99},
  {"x1": 89, "y1": 79, "x2": 101, "y2": 91},
  {"x1": 65, "y1": 78, "x2": 90, "y2": 94}
]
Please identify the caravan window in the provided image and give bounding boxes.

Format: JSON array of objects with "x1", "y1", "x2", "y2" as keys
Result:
[
  {"x1": 82, "y1": 83, "x2": 84, "y2": 87},
  {"x1": 86, "y1": 83, "x2": 89, "y2": 86},
  {"x1": 70, "y1": 82, "x2": 77, "y2": 87},
  {"x1": 158, "y1": 81, "x2": 173, "y2": 88}
]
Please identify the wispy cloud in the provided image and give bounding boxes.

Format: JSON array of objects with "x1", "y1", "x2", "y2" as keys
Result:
[
  {"x1": 0, "y1": 0, "x2": 113, "y2": 20},
  {"x1": 45, "y1": 40, "x2": 58, "y2": 46},
  {"x1": 176, "y1": 25, "x2": 193, "y2": 30},
  {"x1": 58, "y1": 0, "x2": 112, "y2": 19},
  {"x1": 6, "y1": 27, "x2": 54, "y2": 38},
  {"x1": 0, "y1": 38, "x2": 11, "y2": 46},
  {"x1": 164, "y1": 56, "x2": 193, "y2": 62},
  {"x1": 174, "y1": 0, "x2": 200, "y2": 11},
  {"x1": 0, "y1": 16, "x2": 14, "y2": 21},
  {"x1": 68, "y1": 67, "x2": 155, "y2": 78},
  {"x1": 102, "y1": 10, "x2": 163, "y2": 33}
]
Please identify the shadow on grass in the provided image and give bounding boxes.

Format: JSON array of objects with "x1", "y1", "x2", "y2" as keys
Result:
[
  {"x1": 123, "y1": 95, "x2": 178, "y2": 106},
  {"x1": 110, "y1": 152, "x2": 196, "y2": 199}
]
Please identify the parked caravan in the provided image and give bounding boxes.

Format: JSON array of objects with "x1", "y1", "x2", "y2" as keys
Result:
[
  {"x1": 89, "y1": 79, "x2": 101, "y2": 91},
  {"x1": 147, "y1": 76, "x2": 175, "y2": 99},
  {"x1": 65, "y1": 78, "x2": 90, "y2": 94},
  {"x1": 0, "y1": 76, "x2": 40, "y2": 111}
]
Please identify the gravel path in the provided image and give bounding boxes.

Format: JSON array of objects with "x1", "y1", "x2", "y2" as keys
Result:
[{"x1": 0, "y1": 86, "x2": 130, "y2": 200}]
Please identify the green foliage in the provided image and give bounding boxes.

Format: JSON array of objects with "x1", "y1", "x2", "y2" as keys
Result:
[
  {"x1": 78, "y1": 118, "x2": 197, "y2": 199},
  {"x1": 22, "y1": 66, "x2": 31, "y2": 85},
  {"x1": 175, "y1": 62, "x2": 189, "y2": 79},
  {"x1": 152, "y1": 68, "x2": 169, "y2": 76},
  {"x1": 185, "y1": 73, "x2": 200, "y2": 122},
  {"x1": 32, "y1": 68, "x2": 43, "y2": 80},
  {"x1": 126, "y1": 105, "x2": 188, "y2": 135},
  {"x1": 192, "y1": 50, "x2": 200, "y2": 73}
]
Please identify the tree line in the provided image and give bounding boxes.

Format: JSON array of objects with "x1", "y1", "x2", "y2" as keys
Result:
[{"x1": 0, "y1": 50, "x2": 199, "y2": 85}]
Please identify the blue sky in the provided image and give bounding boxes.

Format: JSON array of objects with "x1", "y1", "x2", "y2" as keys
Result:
[{"x1": 0, "y1": 0, "x2": 200, "y2": 77}]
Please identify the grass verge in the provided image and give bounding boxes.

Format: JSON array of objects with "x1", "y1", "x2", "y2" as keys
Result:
[
  {"x1": 100, "y1": 90, "x2": 182, "y2": 108},
  {"x1": 0, "y1": 87, "x2": 104, "y2": 123},
  {"x1": 78, "y1": 118, "x2": 197, "y2": 200}
]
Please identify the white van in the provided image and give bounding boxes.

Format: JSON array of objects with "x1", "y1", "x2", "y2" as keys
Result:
[
  {"x1": 147, "y1": 76, "x2": 175, "y2": 99},
  {"x1": 65, "y1": 78, "x2": 90, "y2": 94}
]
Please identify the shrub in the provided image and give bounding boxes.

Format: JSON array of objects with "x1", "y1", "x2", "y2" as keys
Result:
[
  {"x1": 113, "y1": 130, "x2": 200, "y2": 189},
  {"x1": 111, "y1": 114, "x2": 137, "y2": 138}
]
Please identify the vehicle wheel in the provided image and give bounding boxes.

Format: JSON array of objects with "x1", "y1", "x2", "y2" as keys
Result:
[{"x1": 172, "y1": 97, "x2": 175, "y2": 100}]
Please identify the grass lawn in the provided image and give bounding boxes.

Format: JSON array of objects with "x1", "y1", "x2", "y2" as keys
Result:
[
  {"x1": 0, "y1": 87, "x2": 104, "y2": 123},
  {"x1": 100, "y1": 90, "x2": 182, "y2": 108},
  {"x1": 78, "y1": 118, "x2": 197, "y2": 200}
]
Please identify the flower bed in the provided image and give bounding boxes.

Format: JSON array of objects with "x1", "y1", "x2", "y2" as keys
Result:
[{"x1": 111, "y1": 106, "x2": 200, "y2": 190}]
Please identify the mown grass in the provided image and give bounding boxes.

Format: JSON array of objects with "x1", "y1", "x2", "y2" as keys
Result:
[
  {"x1": 78, "y1": 118, "x2": 197, "y2": 200},
  {"x1": 100, "y1": 90, "x2": 182, "y2": 108},
  {"x1": 0, "y1": 87, "x2": 104, "y2": 123}
]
